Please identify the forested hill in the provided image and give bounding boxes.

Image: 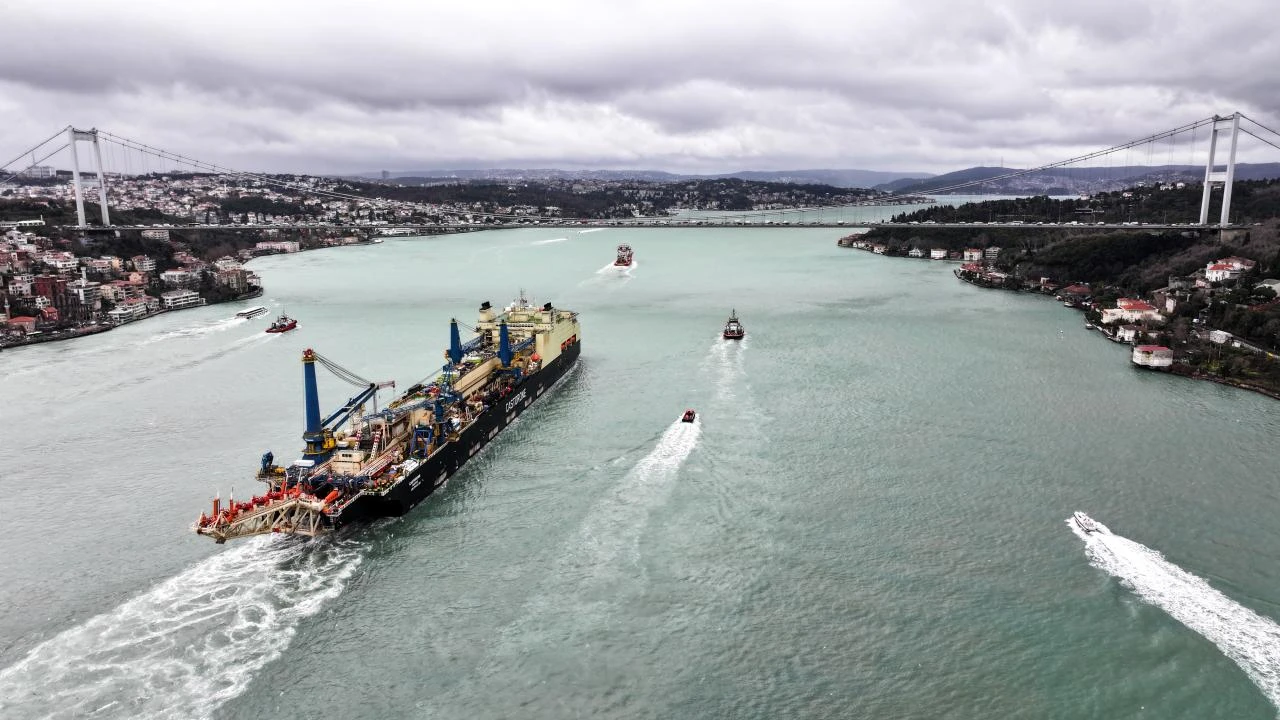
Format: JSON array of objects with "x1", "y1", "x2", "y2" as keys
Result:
[{"x1": 889, "y1": 180, "x2": 1280, "y2": 226}]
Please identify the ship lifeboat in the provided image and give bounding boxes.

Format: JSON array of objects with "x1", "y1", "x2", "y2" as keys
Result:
[{"x1": 681, "y1": 409, "x2": 696, "y2": 423}]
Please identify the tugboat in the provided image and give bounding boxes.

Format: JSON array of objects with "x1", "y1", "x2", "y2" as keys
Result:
[
  {"x1": 681, "y1": 409, "x2": 697, "y2": 423},
  {"x1": 614, "y1": 244, "x2": 634, "y2": 267},
  {"x1": 266, "y1": 312, "x2": 298, "y2": 334},
  {"x1": 722, "y1": 309, "x2": 745, "y2": 340}
]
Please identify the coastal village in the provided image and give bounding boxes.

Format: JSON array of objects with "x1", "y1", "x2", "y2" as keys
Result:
[
  {"x1": 838, "y1": 231, "x2": 1280, "y2": 398},
  {"x1": 0, "y1": 224, "x2": 281, "y2": 347}
]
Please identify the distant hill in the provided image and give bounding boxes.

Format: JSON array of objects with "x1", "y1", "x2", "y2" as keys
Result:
[
  {"x1": 885, "y1": 163, "x2": 1280, "y2": 195},
  {"x1": 347, "y1": 167, "x2": 934, "y2": 189}
]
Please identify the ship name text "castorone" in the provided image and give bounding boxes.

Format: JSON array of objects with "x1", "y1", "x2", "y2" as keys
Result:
[{"x1": 505, "y1": 388, "x2": 529, "y2": 413}]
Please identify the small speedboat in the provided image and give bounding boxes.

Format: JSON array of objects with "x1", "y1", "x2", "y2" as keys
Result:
[
  {"x1": 723, "y1": 309, "x2": 745, "y2": 340},
  {"x1": 681, "y1": 409, "x2": 696, "y2": 423},
  {"x1": 1072, "y1": 511, "x2": 1099, "y2": 534},
  {"x1": 266, "y1": 313, "x2": 298, "y2": 333}
]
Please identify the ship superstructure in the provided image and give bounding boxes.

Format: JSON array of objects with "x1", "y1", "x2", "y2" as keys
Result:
[{"x1": 196, "y1": 292, "x2": 581, "y2": 543}]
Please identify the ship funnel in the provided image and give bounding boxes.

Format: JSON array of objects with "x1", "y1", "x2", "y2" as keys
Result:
[
  {"x1": 448, "y1": 319, "x2": 463, "y2": 364},
  {"x1": 498, "y1": 321, "x2": 513, "y2": 367},
  {"x1": 478, "y1": 301, "x2": 495, "y2": 323}
]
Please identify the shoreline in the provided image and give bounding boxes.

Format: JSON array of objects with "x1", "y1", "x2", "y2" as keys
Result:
[
  {"x1": 3, "y1": 234, "x2": 400, "y2": 353},
  {"x1": 1, "y1": 286, "x2": 265, "y2": 352},
  {"x1": 844, "y1": 243, "x2": 1280, "y2": 404}
]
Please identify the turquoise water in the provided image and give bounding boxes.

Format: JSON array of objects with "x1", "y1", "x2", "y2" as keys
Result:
[{"x1": 0, "y1": 227, "x2": 1278, "y2": 719}]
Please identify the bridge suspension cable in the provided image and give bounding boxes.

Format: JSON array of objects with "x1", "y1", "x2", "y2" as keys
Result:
[
  {"x1": 0, "y1": 142, "x2": 70, "y2": 187},
  {"x1": 893, "y1": 116, "x2": 1221, "y2": 196},
  {"x1": 0, "y1": 124, "x2": 71, "y2": 173}
]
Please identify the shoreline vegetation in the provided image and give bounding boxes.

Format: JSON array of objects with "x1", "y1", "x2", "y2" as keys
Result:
[{"x1": 834, "y1": 192, "x2": 1280, "y2": 397}]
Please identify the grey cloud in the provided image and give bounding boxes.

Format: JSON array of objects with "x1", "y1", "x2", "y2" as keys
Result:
[{"x1": 2, "y1": 0, "x2": 1280, "y2": 175}]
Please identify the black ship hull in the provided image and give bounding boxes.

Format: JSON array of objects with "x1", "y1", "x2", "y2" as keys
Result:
[{"x1": 325, "y1": 340, "x2": 581, "y2": 528}]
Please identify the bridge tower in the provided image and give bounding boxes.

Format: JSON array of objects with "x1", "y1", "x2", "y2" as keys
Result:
[
  {"x1": 1198, "y1": 113, "x2": 1241, "y2": 227},
  {"x1": 66, "y1": 127, "x2": 111, "y2": 228}
]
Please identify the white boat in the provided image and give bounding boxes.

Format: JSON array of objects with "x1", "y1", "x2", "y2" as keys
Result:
[
  {"x1": 236, "y1": 306, "x2": 268, "y2": 319},
  {"x1": 1072, "y1": 511, "x2": 1099, "y2": 533}
]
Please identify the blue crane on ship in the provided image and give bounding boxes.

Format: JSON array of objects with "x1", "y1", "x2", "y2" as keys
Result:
[{"x1": 294, "y1": 348, "x2": 395, "y2": 464}]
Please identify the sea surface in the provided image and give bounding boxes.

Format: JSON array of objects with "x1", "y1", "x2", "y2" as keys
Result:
[{"x1": 0, "y1": 224, "x2": 1278, "y2": 719}]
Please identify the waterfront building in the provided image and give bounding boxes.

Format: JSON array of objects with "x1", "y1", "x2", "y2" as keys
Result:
[
  {"x1": 160, "y1": 289, "x2": 204, "y2": 310},
  {"x1": 106, "y1": 299, "x2": 149, "y2": 324},
  {"x1": 1101, "y1": 298, "x2": 1163, "y2": 325},
  {"x1": 1131, "y1": 345, "x2": 1173, "y2": 369}
]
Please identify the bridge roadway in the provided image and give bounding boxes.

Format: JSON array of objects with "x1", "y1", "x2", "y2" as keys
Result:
[{"x1": 88, "y1": 221, "x2": 1235, "y2": 232}]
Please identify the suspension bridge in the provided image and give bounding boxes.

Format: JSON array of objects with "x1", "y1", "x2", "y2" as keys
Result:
[{"x1": 3, "y1": 112, "x2": 1280, "y2": 232}]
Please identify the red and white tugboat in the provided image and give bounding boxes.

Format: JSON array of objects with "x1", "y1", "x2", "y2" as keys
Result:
[
  {"x1": 722, "y1": 309, "x2": 745, "y2": 340},
  {"x1": 614, "y1": 244, "x2": 634, "y2": 267},
  {"x1": 266, "y1": 312, "x2": 298, "y2": 334}
]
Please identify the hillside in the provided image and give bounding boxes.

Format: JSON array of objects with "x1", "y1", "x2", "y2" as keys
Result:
[
  {"x1": 353, "y1": 167, "x2": 933, "y2": 189},
  {"x1": 885, "y1": 163, "x2": 1280, "y2": 196}
]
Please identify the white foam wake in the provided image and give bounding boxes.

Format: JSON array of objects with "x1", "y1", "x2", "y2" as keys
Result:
[
  {"x1": 142, "y1": 316, "x2": 248, "y2": 344},
  {"x1": 0, "y1": 536, "x2": 363, "y2": 720},
  {"x1": 595, "y1": 259, "x2": 638, "y2": 275},
  {"x1": 575, "y1": 417, "x2": 701, "y2": 568},
  {"x1": 531, "y1": 237, "x2": 568, "y2": 245},
  {"x1": 577, "y1": 228, "x2": 606, "y2": 234},
  {"x1": 703, "y1": 334, "x2": 750, "y2": 404},
  {"x1": 1070, "y1": 517, "x2": 1280, "y2": 711}
]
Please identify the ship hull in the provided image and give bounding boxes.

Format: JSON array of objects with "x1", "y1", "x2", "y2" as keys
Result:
[{"x1": 326, "y1": 340, "x2": 581, "y2": 527}]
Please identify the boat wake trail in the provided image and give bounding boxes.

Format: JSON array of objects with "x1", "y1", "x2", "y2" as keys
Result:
[
  {"x1": 577, "y1": 228, "x2": 605, "y2": 234},
  {"x1": 703, "y1": 334, "x2": 751, "y2": 405},
  {"x1": 595, "y1": 260, "x2": 637, "y2": 275},
  {"x1": 1069, "y1": 517, "x2": 1280, "y2": 711},
  {"x1": 460, "y1": 417, "x2": 701, "y2": 701},
  {"x1": 0, "y1": 536, "x2": 364, "y2": 720},
  {"x1": 531, "y1": 237, "x2": 568, "y2": 245},
  {"x1": 143, "y1": 316, "x2": 248, "y2": 344}
]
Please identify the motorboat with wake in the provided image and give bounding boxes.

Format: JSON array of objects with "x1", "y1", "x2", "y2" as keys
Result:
[
  {"x1": 723, "y1": 309, "x2": 745, "y2": 340},
  {"x1": 681, "y1": 409, "x2": 696, "y2": 423},
  {"x1": 1072, "y1": 511, "x2": 1099, "y2": 534},
  {"x1": 614, "y1": 244, "x2": 634, "y2": 267},
  {"x1": 266, "y1": 312, "x2": 298, "y2": 333}
]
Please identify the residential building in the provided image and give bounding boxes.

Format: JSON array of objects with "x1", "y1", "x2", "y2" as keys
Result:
[
  {"x1": 983, "y1": 246, "x2": 1001, "y2": 260},
  {"x1": 132, "y1": 255, "x2": 157, "y2": 272},
  {"x1": 1101, "y1": 298, "x2": 1163, "y2": 325},
  {"x1": 1131, "y1": 345, "x2": 1173, "y2": 368},
  {"x1": 930, "y1": 248, "x2": 947, "y2": 260},
  {"x1": 5, "y1": 316, "x2": 37, "y2": 333},
  {"x1": 908, "y1": 247, "x2": 924, "y2": 258},
  {"x1": 962, "y1": 248, "x2": 983, "y2": 262},
  {"x1": 107, "y1": 298, "x2": 149, "y2": 324},
  {"x1": 160, "y1": 269, "x2": 197, "y2": 288},
  {"x1": 160, "y1": 289, "x2": 204, "y2": 309}
]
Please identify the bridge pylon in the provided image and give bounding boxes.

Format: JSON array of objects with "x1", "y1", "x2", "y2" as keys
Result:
[
  {"x1": 66, "y1": 127, "x2": 111, "y2": 228},
  {"x1": 1198, "y1": 113, "x2": 1241, "y2": 227}
]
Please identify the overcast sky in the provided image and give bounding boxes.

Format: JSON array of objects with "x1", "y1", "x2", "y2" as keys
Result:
[{"x1": 3, "y1": 0, "x2": 1280, "y2": 176}]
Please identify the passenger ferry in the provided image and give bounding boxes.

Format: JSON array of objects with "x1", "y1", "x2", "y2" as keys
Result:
[{"x1": 237, "y1": 306, "x2": 269, "y2": 319}]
